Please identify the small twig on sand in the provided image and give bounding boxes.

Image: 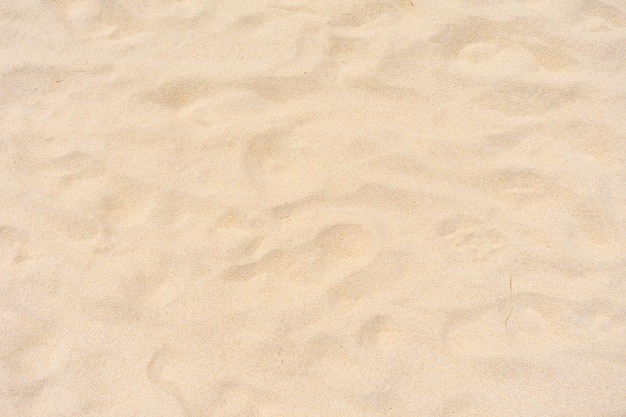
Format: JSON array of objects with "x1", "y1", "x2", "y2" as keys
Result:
[{"x1": 504, "y1": 276, "x2": 513, "y2": 326}]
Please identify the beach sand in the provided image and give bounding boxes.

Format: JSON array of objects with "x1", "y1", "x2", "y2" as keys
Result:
[{"x1": 1, "y1": 1, "x2": 626, "y2": 416}]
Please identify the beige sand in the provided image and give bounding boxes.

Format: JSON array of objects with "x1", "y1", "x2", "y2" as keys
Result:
[{"x1": 1, "y1": 1, "x2": 626, "y2": 416}]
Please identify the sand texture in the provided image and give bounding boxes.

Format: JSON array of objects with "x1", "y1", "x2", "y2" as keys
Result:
[{"x1": 2, "y1": 1, "x2": 626, "y2": 416}]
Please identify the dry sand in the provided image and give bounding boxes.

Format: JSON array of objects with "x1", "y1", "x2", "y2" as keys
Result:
[{"x1": 2, "y1": 1, "x2": 626, "y2": 416}]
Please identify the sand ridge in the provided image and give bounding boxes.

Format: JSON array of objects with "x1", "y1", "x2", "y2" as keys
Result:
[{"x1": 1, "y1": 0, "x2": 626, "y2": 416}]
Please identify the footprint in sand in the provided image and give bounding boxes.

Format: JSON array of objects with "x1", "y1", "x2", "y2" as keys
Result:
[
  {"x1": 435, "y1": 214, "x2": 507, "y2": 263},
  {"x1": 57, "y1": 174, "x2": 153, "y2": 231},
  {"x1": 147, "y1": 345, "x2": 262, "y2": 416},
  {"x1": 0, "y1": 310, "x2": 69, "y2": 396},
  {"x1": 432, "y1": 16, "x2": 576, "y2": 71},
  {"x1": 223, "y1": 249, "x2": 295, "y2": 281},
  {"x1": 177, "y1": 89, "x2": 273, "y2": 127},
  {"x1": 357, "y1": 315, "x2": 400, "y2": 351},
  {"x1": 121, "y1": 0, "x2": 204, "y2": 20},
  {"x1": 0, "y1": 225, "x2": 30, "y2": 264},
  {"x1": 581, "y1": 0, "x2": 626, "y2": 28},
  {"x1": 443, "y1": 293, "x2": 573, "y2": 359},
  {"x1": 314, "y1": 223, "x2": 374, "y2": 259},
  {"x1": 146, "y1": 346, "x2": 193, "y2": 416}
]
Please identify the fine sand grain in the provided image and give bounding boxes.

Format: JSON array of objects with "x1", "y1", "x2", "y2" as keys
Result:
[{"x1": 1, "y1": 1, "x2": 626, "y2": 416}]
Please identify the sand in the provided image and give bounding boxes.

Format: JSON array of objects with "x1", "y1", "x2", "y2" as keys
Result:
[{"x1": 1, "y1": 1, "x2": 626, "y2": 416}]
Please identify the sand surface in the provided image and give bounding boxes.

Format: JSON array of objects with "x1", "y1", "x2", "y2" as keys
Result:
[{"x1": 2, "y1": 1, "x2": 626, "y2": 416}]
